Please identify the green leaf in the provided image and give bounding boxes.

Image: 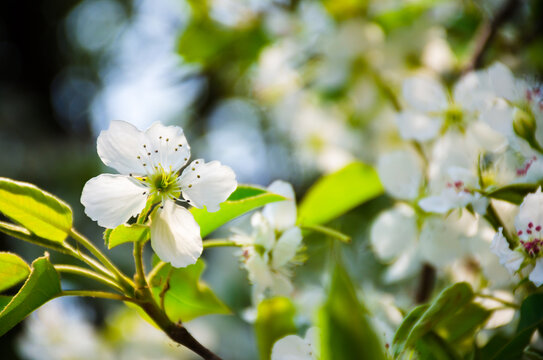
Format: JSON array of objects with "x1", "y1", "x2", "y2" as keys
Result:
[
  {"x1": 0, "y1": 295, "x2": 11, "y2": 311},
  {"x1": 105, "y1": 224, "x2": 150, "y2": 249},
  {"x1": 486, "y1": 183, "x2": 539, "y2": 204},
  {"x1": 149, "y1": 259, "x2": 230, "y2": 322},
  {"x1": 298, "y1": 162, "x2": 383, "y2": 226},
  {"x1": 254, "y1": 297, "x2": 297, "y2": 360},
  {"x1": 0, "y1": 252, "x2": 30, "y2": 292},
  {"x1": 0, "y1": 221, "x2": 68, "y2": 254},
  {"x1": 437, "y1": 303, "x2": 491, "y2": 344},
  {"x1": 319, "y1": 263, "x2": 386, "y2": 360},
  {"x1": 393, "y1": 304, "x2": 429, "y2": 357},
  {"x1": 0, "y1": 255, "x2": 61, "y2": 336},
  {"x1": 414, "y1": 332, "x2": 462, "y2": 360},
  {"x1": 405, "y1": 282, "x2": 474, "y2": 348},
  {"x1": 191, "y1": 185, "x2": 286, "y2": 237},
  {"x1": 0, "y1": 178, "x2": 72, "y2": 242},
  {"x1": 491, "y1": 293, "x2": 543, "y2": 360}
]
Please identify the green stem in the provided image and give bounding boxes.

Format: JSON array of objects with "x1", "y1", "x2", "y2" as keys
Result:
[
  {"x1": 54, "y1": 264, "x2": 124, "y2": 293},
  {"x1": 134, "y1": 241, "x2": 147, "y2": 290},
  {"x1": 63, "y1": 242, "x2": 114, "y2": 278},
  {"x1": 59, "y1": 290, "x2": 137, "y2": 303},
  {"x1": 300, "y1": 224, "x2": 351, "y2": 243},
  {"x1": 475, "y1": 293, "x2": 519, "y2": 309},
  {"x1": 69, "y1": 228, "x2": 134, "y2": 292},
  {"x1": 147, "y1": 261, "x2": 168, "y2": 284},
  {"x1": 202, "y1": 239, "x2": 241, "y2": 248}
]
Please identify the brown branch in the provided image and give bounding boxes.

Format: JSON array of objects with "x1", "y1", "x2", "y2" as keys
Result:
[
  {"x1": 415, "y1": 263, "x2": 436, "y2": 304},
  {"x1": 139, "y1": 299, "x2": 223, "y2": 360},
  {"x1": 463, "y1": 0, "x2": 522, "y2": 73}
]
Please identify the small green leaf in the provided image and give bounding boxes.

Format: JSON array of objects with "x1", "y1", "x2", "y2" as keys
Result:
[
  {"x1": 254, "y1": 297, "x2": 297, "y2": 360},
  {"x1": 491, "y1": 293, "x2": 543, "y2": 360},
  {"x1": 486, "y1": 183, "x2": 539, "y2": 204},
  {"x1": 0, "y1": 252, "x2": 30, "y2": 292},
  {"x1": 298, "y1": 162, "x2": 383, "y2": 226},
  {"x1": 191, "y1": 185, "x2": 286, "y2": 237},
  {"x1": 393, "y1": 304, "x2": 429, "y2": 357},
  {"x1": 405, "y1": 282, "x2": 474, "y2": 348},
  {"x1": 414, "y1": 332, "x2": 462, "y2": 360},
  {"x1": 319, "y1": 263, "x2": 387, "y2": 360},
  {"x1": 0, "y1": 255, "x2": 61, "y2": 336},
  {"x1": 105, "y1": 224, "x2": 150, "y2": 249},
  {"x1": 0, "y1": 296, "x2": 11, "y2": 311},
  {"x1": 149, "y1": 259, "x2": 230, "y2": 322},
  {"x1": 0, "y1": 178, "x2": 72, "y2": 242},
  {"x1": 437, "y1": 303, "x2": 491, "y2": 344},
  {"x1": 0, "y1": 221, "x2": 68, "y2": 254}
]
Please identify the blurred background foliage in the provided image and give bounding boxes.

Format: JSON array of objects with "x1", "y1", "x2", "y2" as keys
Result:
[{"x1": 1, "y1": 0, "x2": 543, "y2": 358}]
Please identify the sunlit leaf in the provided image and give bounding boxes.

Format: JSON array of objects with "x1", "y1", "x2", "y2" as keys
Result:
[
  {"x1": 149, "y1": 259, "x2": 230, "y2": 322},
  {"x1": 393, "y1": 304, "x2": 429, "y2": 357},
  {"x1": 319, "y1": 263, "x2": 386, "y2": 360},
  {"x1": 414, "y1": 332, "x2": 462, "y2": 360},
  {"x1": 191, "y1": 185, "x2": 286, "y2": 237},
  {"x1": 437, "y1": 303, "x2": 490, "y2": 344},
  {"x1": 254, "y1": 297, "x2": 297, "y2": 360},
  {"x1": 0, "y1": 252, "x2": 30, "y2": 293},
  {"x1": 298, "y1": 162, "x2": 383, "y2": 226},
  {"x1": 105, "y1": 224, "x2": 150, "y2": 249},
  {"x1": 0, "y1": 255, "x2": 61, "y2": 336},
  {"x1": 0, "y1": 178, "x2": 72, "y2": 243},
  {"x1": 0, "y1": 221, "x2": 68, "y2": 254}
]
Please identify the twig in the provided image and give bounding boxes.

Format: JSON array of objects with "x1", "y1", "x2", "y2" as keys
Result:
[{"x1": 463, "y1": 0, "x2": 521, "y2": 73}]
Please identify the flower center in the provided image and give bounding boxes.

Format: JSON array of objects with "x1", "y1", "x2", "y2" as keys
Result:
[
  {"x1": 148, "y1": 168, "x2": 180, "y2": 201},
  {"x1": 518, "y1": 222, "x2": 543, "y2": 257},
  {"x1": 444, "y1": 104, "x2": 464, "y2": 130},
  {"x1": 446, "y1": 180, "x2": 471, "y2": 194}
]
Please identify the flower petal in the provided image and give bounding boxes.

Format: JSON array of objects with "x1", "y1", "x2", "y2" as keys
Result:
[
  {"x1": 396, "y1": 110, "x2": 442, "y2": 141},
  {"x1": 515, "y1": 188, "x2": 543, "y2": 239},
  {"x1": 370, "y1": 205, "x2": 417, "y2": 261},
  {"x1": 453, "y1": 71, "x2": 492, "y2": 111},
  {"x1": 272, "y1": 227, "x2": 302, "y2": 269},
  {"x1": 97, "y1": 120, "x2": 147, "y2": 175},
  {"x1": 245, "y1": 252, "x2": 274, "y2": 288},
  {"x1": 251, "y1": 212, "x2": 276, "y2": 250},
  {"x1": 262, "y1": 180, "x2": 297, "y2": 232},
  {"x1": 150, "y1": 200, "x2": 202, "y2": 268},
  {"x1": 80, "y1": 174, "x2": 147, "y2": 228},
  {"x1": 271, "y1": 334, "x2": 313, "y2": 360},
  {"x1": 402, "y1": 75, "x2": 448, "y2": 112},
  {"x1": 144, "y1": 122, "x2": 191, "y2": 172},
  {"x1": 179, "y1": 159, "x2": 237, "y2": 212},
  {"x1": 377, "y1": 150, "x2": 424, "y2": 200},
  {"x1": 530, "y1": 259, "x2": 543, "y2": 287},
  {"x1": 490, "y1": 228, "x2": 523, "y2": 274}
]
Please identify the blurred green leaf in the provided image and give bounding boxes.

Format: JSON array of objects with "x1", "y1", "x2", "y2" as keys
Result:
[
  {"x1": 321, "y1": 0, "x2": 368, "y2": 20},
  {"x1": 414, "y1": 332, "x2": 462, "y2": 360},
  {"x1": 0, "y1": 296, "x2": 11, "y2": 311},
  {"x1": 0, "y1": 255, "x2": 61, "y2": 336},
  {"x1": 149, "y1": 259, "x2": 230, "y2": 322},
  {"x1": 393, "y1": 304, "x2": 429, "y2": 357},
  {"x1": 298, "y1": 162, "x2": 383, "y2": 226},
  {"x1": 437, "y1": 303, "x2": 490, "y2": 344},
  {"x1": 373, "y1": 0, "x2": 439, "y2": 33},
  {"x1": 191, "y1": 185, "x2": 286, "y2": 237},
  {"x1": 319, "y1": 263, "x2": 386, "y2": 360},
  {"x1": 105, "y1": 224, "x2": 150, "y2": 249},
  {"x1": 0, "y1": 252, "x2": 30, "y2": 293},
  {"x1": 254, "y1": 297, "x2": 297, "y2": 360},
  {"x1": 0, "y1": 178, "x2": 72, "y2": 243},
  {"x1": 405, "y1": 283, "x2": 474, "y2": 347},
  {"x1": 486, "y1": 183, "x2": 539, "y2": 204},
  {"x1": 490, "y1": 293, "x2": 543, "y2": 360}
]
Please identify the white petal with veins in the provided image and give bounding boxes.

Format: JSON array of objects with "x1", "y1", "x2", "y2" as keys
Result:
[
  {"x1": 150, "y1": 200, "x2": 202, "y2": 268},
  {"x1": 272, "y1": 227, "x2": 302, "y2": 269},
  {"x1": 80, "y1": 174, "x2": 147, "y2": 228},
  {"x1": 97, "y1": 120, "x2": 148, "y2": 175},
  {"x1": 144, "y1": 122, "x2": 191, "y2": 172},
  {"x1": 396, "y1": 110, "x2": 442, "y2": 141},
  {"x1": 529, "y1": 259, "x2": 543, "y2": 287},
  {"x1": 377, "y1": 150, "x2": 424, "y2": 200},
  {"x1": 179, "y1": 159, "x2": 237, "y2": 212}
]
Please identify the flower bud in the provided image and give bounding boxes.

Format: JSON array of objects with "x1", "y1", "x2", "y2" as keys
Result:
[{"x1": 513, "y1": 107, "x2": 536, "y2": 141}]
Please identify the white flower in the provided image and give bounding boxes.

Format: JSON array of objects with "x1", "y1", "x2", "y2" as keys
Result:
[
  {"x1": 491, "y1": 188, "x2": 543, "y2": 286},
  {"x1": 232, "y1": 180, "x2": 303, "y2": 302},
  {"x1": 377, "y1": 149, "x2": 424, "y2": 201},
  {"x1": 81, "y1": 120, "x2": 237, "y2": 268},
  {"x1": 271, "y1": 327, "x2": 319, "y2": 360}
]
